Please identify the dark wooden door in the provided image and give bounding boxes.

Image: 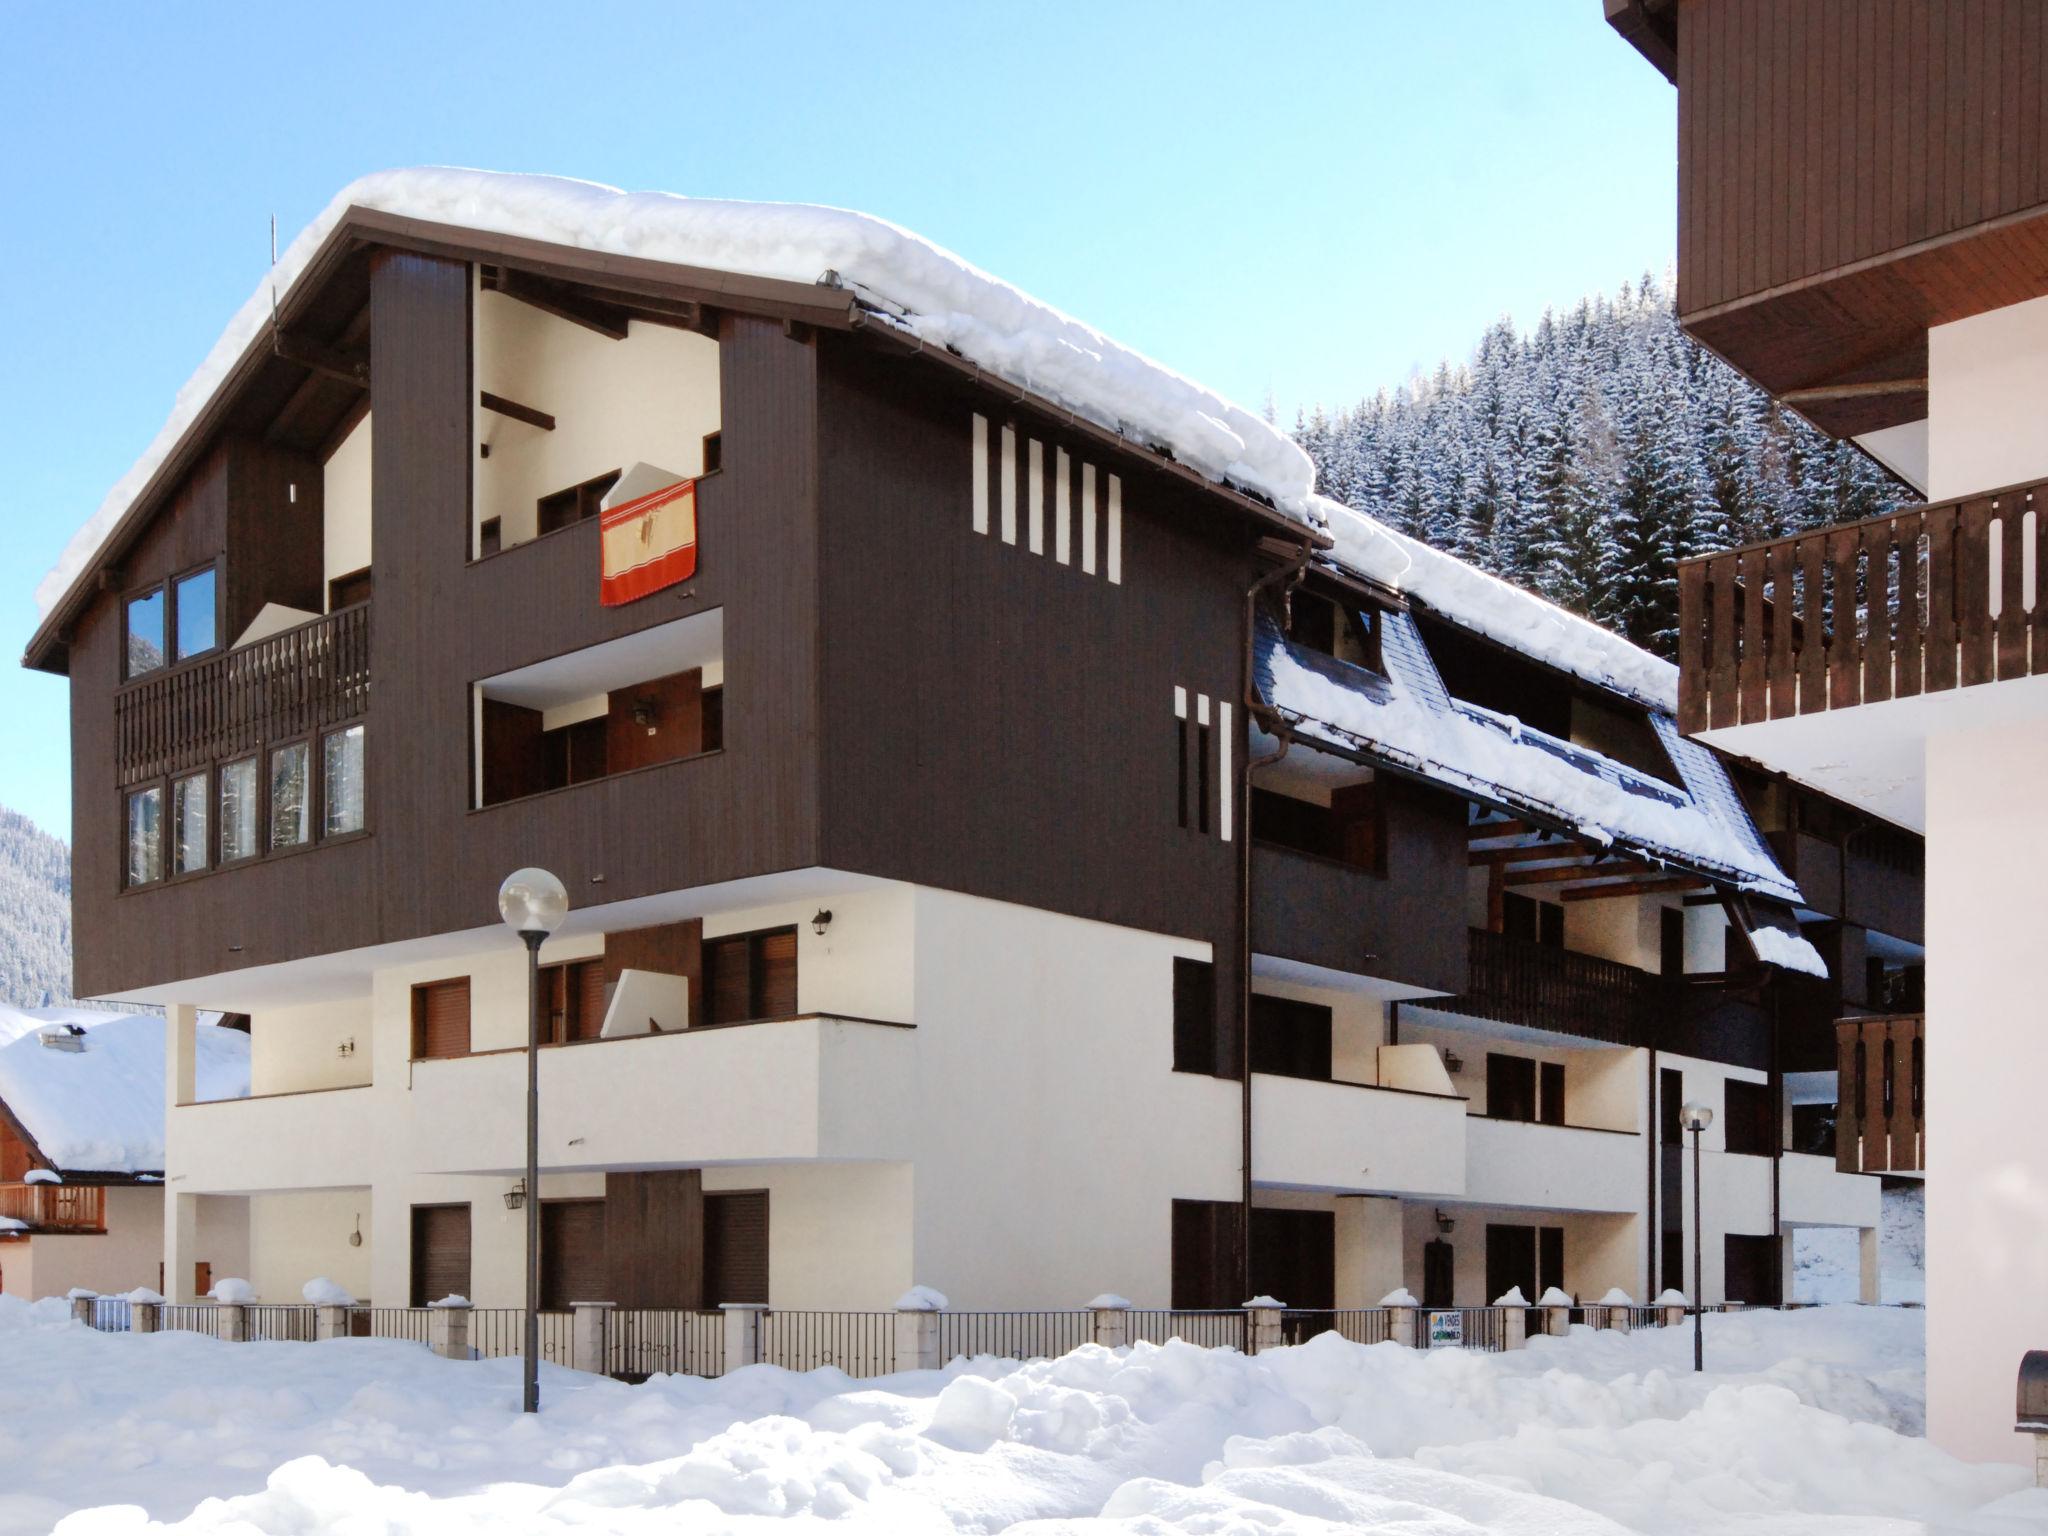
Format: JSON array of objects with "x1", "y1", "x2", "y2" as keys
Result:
[
  {"x1": 605, "y1": 1169, "x2": 704, "y2": 1309},
  {"x1": 1422, "y1": 1238, "x2": 1454, "y2": 1308},
  {"x1": 1485, "y1": 1223, "x2": 1536, "y2": 1304},
  {"x1": 410, "y1": 1203, "x2": 471, "y2": 1306},
  {"x1": 1171, "y1": 1198, "x2": 1244, "y2": 1310},
  {"x1": 1249, "y1": 1207, "x2": 1335, "y2": 1310},
  {"x1": 703, "y1": 1191, "x2": 770, "y2": 1305},
  {"x1": 1724, "y1": 1234, "x2": 1777, "y2": 1306},
  {"x1": 1487, "y1": 1052, "x2": 1537, "y2": 1121},
  {"x1": 1538, "y1": 1061, "x2": 1566, "y2": 1126},
  {"x1": 540, "y1": 1199, "x2": 608, "y2": 1310},
  {"x1": 1539, "y1": 1224, "x2": 1565, "y2": 1297}
]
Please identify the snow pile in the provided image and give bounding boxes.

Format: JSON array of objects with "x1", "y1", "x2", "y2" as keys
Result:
[
  {"x1": 0, "y1": 1217, "x2": 22, "y2": 1233},
  {"x1": 0, "y1": 1012, "x2": 248, "y2": 1174},
  {"x1": 207, "y1": 1277, "x2": 256, "y2": 1304},
  {"x1": 1, "y1": 1299, "x2": 2030, "y2": 1536},
  {"x1": 301, "y1": 1278, "x2": 355, "y2": 1306},
  {"x1": 1747, "y1": 923, "x2": 1831, "y2": 977},
  {"x1": 894, "y1": 1285, "x2": 950, "y2": 1311}
]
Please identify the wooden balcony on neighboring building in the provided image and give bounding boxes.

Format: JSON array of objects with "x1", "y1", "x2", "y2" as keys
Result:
[
  {"x1": 0, "y1": 1181, "x2": 107, "y2": 1233},
  {"x1": 1678, "y1": 477, "x2": 2045, "y2": 735},
  {"x1": 114, "y1": 602, "x2": 370, "y2": 785},
  {"x1": 1444, "y1": 928, "x2": 1663, "y2": 1049},
  {"x1": 1836, "y1": 1014, "x2": 1924, "y2": 1175}
]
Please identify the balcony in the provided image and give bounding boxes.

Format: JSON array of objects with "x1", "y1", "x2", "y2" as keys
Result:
[
  {"x1": 0, "y1": 1182, "x2": 105, "y2": 1232},
  {"x1": 1836, "y1": 1014, "x2": 1923, "y2": 1175},
  {"x1": 1250, "y1": 1070, "x2": 1465, "y2": 1197},
  {"x1": 1445, "y1": 928, "x2": 1664, "y2": 1048},
  {"x1": 1781, "y1": 1151, "x2": 1881, "y2": 1229},
  {"x1": 1680, "y1": 484, "x2": 2047, "y2": 733},
  {"x1": 1463, "y1": 1117, "x2": 1642, "y2": 1214},
  {"x1": 115, "y1": 603, "x2": 370, "y2": 784},
  {"x1": 172, "y1": 1084, "x2": 375, "y2": 1193},
  {"x1": 406, "y1": 1015, "x2": 915, "y2": 1174}
]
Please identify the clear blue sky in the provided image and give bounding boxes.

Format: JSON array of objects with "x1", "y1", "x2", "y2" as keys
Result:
[{"x1": 0, "y1": 1, "x2": 1674, "y2": 841}]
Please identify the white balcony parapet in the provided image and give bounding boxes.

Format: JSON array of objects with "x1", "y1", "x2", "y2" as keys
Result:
[{"x1": 1251, "y1": 1071, "x2": 1465, "y2": 1197}]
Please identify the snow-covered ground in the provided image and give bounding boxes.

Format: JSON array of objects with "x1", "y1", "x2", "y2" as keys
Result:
[
  {"x1": 1796, "y1": 1182, "x2": 1927, "y2": 1305},
  {"x1": 3, "y1": 1298, "x2": 2042, "y2": 1535}
]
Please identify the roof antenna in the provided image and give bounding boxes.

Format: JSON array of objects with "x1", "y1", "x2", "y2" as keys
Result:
[{"x1": 269, "y1": 213, "x2": 282, "y2": 347}]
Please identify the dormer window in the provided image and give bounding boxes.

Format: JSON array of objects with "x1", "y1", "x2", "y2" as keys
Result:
[{"x1": 122, "y1": 563, "x2": 218, "y2": 680}]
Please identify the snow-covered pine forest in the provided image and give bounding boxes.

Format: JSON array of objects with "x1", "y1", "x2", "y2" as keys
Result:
[
  {"x1": 0, "y1": 807, "x2": 71, "y2": 1006},
  {"x1": 1295, "y1": 273, "x2": 1909, "y2": 657}
]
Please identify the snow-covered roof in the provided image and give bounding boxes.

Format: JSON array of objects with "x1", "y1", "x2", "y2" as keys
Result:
[
  {"x1": 39, "y1": 168, "x2": 1679, "y2": 724},
  {"x1": 1254, "y1": 611, "x2": 1801, "y2": 903},
  {"x1": 0, "y1": 1008, "x2": 249, "y2": 1175}
]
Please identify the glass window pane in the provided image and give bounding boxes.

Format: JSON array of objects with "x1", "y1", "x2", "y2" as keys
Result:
[
  {"x1": 322, "y1": 724, "x2": 364, "y2": 837},
  {"x1": 126, "y1": 588, "x2": 165, "y2": 677},
  {"x1": 172, "y1": 772, "x2": 208, "y2": 875},
  {"x1": 220, "y1": 759, "x2": 258, "y2": 862},
  {"x1": 269, "y1": 742, "x2": 310, "y2": 849},
  {"x1": 173, "y1": 567, "x2": 217, "y2": 661},
  {"x1": 126, "y1": 786, "x2": 163, "y2": 885}
]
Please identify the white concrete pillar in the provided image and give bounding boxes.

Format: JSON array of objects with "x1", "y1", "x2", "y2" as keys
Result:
[
  {"x1": 721, "y1": 1303, "x2": 764, "y2": 1373},
  {"x1": 2035, "y1": 1432, "x2": 2048, "y2": 1491},
  {"x1": 1779, "y1": 1229, "x2": 1800, "y2": 1305},
  {"x1": 1501, "y1": 1306, "x2": 1527, "y2": 1350},
  {"x1": 1245, "y1": 1300, "x2": 1286, "y2": 1356},
  {"x1": 314, "y1": 1305, "x2": 350, "y2": 1341},
  {"x1": 427, "y1": 1301, "x2": 470, "y2": 1360},
  {"x1": 165, "y1": 1192, "x2": 199, "y2": 1302},
  {"x1": 1089, "y1": 1296, "x2": 1131, "y2": 1350},
  {"x1": 131, "y1": 1301, "x2": 161, "y2": 1334},
  {"x1": 1335, "y1": 1197, "x2": 1406, "y2": 1308},
  {"x1": 572, "y1": 1302, "x2": 614, "y2": 1375},
  {"x1": 166, "y1": 1004, "x2": 197, "y2": 1112},
  {"x1": 1659, "y1": 1301, "x2": 1687, "y2": 1328},
  {"x1": 1544, "y1": 1304, "x2": 1571, "y2": 1338},
  {"x1": 1859, "y1": 1226, "x2": 1882, "y2": 1305},
  {"x1": 895, "y1": 1306, "x2": 942, "y2": 1371},
  {"x1": 1387, "y1": 1305, "x2": 1417, "y2": 1348},
  {"x1": 218, "y1": 1303, "x2": 247, "y2": 1343},
  {"x1": 69, "y1": 1293, "x2": 96, "y2": 1327}
]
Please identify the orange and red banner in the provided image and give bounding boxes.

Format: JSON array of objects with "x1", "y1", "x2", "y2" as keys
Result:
[{"x1": 599, "y1": 478, "x2": 697, "y2": 606}]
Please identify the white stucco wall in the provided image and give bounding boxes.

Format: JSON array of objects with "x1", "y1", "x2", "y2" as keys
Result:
[
  {"x1": 322, "y1": 413, "x2": 372, "y2": 593},
  {"x1": 1925, "y1": 712, "x2": 2048, "y2": 1466},
  {"x1": 248, "y1": 1189, "x2": 373, "y2": 1303},
  {"x1": 1928, "y1": 293, "x2": 2048, "y2": 501},
  {"x1": 473, "y1": 285, "x2": 721, "y2": 552},
  {"x1": 249, "y1": 999, "x2": 371, "y2": 1095}
]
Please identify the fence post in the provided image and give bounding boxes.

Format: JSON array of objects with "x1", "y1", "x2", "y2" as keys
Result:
[
  {"x1": 218, "y1": 1304, "x2": 248, "y2": 1343},
  {"x1": 572, "y1": 1301, "x2": 614, "y2": 1375},
  {"x1": 721, "y1": 1303, "x2": 764, "y2": 1374},
  {"x1": 1088, "y1": 1294, "x2": 1131, "y2": 1350},
  {"x1": 68, "y1": 1291, "x2": 97, "y2": 1328},
  {"x1": 1380, "y1": 1287, "x2": 1419, "y2": 1348},
  {"x1": 131, "y1": 1301, "x2": 161, "y2": 1334},
  {"x1": 1544, "y1": 1303, "x2": 1569, "y2": 1337},
  {"x1": 314, "y1": 1304, "x2": 350, "y2": 1341},
  {"x1": 1655, "y1": 1292, "x2": 1687, "y2": 1329},
  {"x1": 427, "y1": 1300, "x2": 471, "y2": 1360},
  {"x1": 895, "y1": 1302, "x2": 943, "y2": 1372},
  {"x1": 1499, "y1": 1306, "x2": 1527, "y2": 1350},
  {"x1": 1244, "y1": 1297, "x2": 1285, "y2": 1356}
]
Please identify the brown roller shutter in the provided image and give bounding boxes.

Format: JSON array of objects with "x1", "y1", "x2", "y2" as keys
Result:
[
  {"x1": 412, "y1": 979, "x2": 471, "y2": 1059},
  {"x1": 705, "y1": 936, "x2": 751, "y2": 1024},
  {"x1": 703, "y1": 1191, "x2": 769, "y2": 1305},
  {"x1": 540, "y1": 1199, "x2": 608, "y2": 1309},
  {"x1": 574, "y1": 960, "x2": 609, "y2": 1040},
  {"x1": 756, "y1": 930, "x2": 797, "y2": 1019},
  {"x1": 410, "y1": 1204, "x2": 471, "y2": 1306}
]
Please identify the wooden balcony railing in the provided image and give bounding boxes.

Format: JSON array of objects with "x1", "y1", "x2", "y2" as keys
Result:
[
  {"x1": 1677, "y1": 478, "x2": 2045, "y2": 733},
  {"x1": 0, "y1": 1181, "x2": 107, "y2": 1232},
  {"x1": 1444, "y1": 928, "x2": 1666, "y2": 1048},
  {"x1": 115, "y1": 602, "x2": 370, "y2": 784},
  {"x1": 1836, "y1": 1014, "x2": 1923, "y2": 1175}
]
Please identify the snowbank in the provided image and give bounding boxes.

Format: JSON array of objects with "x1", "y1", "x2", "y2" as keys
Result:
[
  {"x1": 1, "y1": 1298, "x2": 2025, "y2": 1536},
  {"x1": 0, "y1": 1011, "x2": 248, "y2": 1174}
]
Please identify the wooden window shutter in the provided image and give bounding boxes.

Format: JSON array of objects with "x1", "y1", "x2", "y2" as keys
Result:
[
  {"x1": 755, "y1": 929, "x2": 798, "y2": 1019},
  {"x1": 539, "y1": 1199, "x2": 608, "y2": 1309},
  {"x1": 705, "y1": 937, "x2": 751, "y2": 1025},
  {"x1": 703, "y1": 1190, "x2": 769, "y2": 1306},
  {"x1": 574, "y1": 960, "x2": 609, "y2": 1040},
  {"x1": 413, "y1": 979, "x2": 471, "y2": 1059},
  {"x1": 410, "y1": 1204, "x2": 472, "y2": 1306}
]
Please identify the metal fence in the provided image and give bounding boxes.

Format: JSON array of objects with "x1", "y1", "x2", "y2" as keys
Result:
[
  {"x1": 89, "y1": 1296, "x2": 132, "y2": 1332},
  {"x1": 1127, "y1": 1310, "x2": 1249, "y2": 1351},
  {"x1": 1422, "y1": 1307, "x2": 1508, "y2": 1351},
  {"x1": 935, "y1": 1309, "x2": 1093, "y2": 1363},
  {"x1": 161, "y1": 1304, "x2": 219, "y2": 1336},
  {"x1": 467, "y1": 1308, "x2": 572, "y2": 1365},
  {"x1": 1279, "y1": 1308, "x2": 1395, "y2": 1346},
  {"x1": 348, "y1": 1306, "x2": 431, "y2": 1345},
  {"x1": 608, "y1": 1309, "x2": 725, "y2": 1379},
  {"x1": 759, "y1": 1310, "x2": 898, "y2": 1377},
  {"x1": 245, "y1": 1304, "x2": 318, "y2": 1341}
]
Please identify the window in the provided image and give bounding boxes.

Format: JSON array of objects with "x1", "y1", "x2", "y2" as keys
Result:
[
  {"x1": 219, "y1": 758, "x2": 259, "y2": 862},
  {"x1": 702, "y1": 927, "x2": 798, "y2": 1024},
  {"x1": 701, "y1": 686, "x2": 724, "y2": 753},
  {"x1": 1502, "y1": 892, "x2": 1563, "y2": 948},
  {"x1": 1248, "y1": 993, "x2": 1333, "y2": 1081},
  {"x1": 328, "y1": 567, "x2": 372, "y2": 611},
  {"x1": 411, "y1": 978, "x2": 472, "y2": 1059},
  {"x1": 541, "y1": 958, "x2": 609, "y2": 1043},
  {"x1": 1660, "y1": 907, "x2": 1685, "y2": 976},
  {"x1": 173, "y1": 567, "x2": 217, "y2": 661},
  {"x1": 1172, "y1": 957, "x2": 1217, "y2": 1073},
  {"x1": 1486, "y1": 1052, "x2": 1538, "y2": 1121},
  {"x1": 702, "y1": 430, "x2": 723, "y2": 475},
  {"x1": 269, "y1": 742, "x2": 311, "y2": 848},
  {"x1": 172, "y1": 771, "x2": 208, "y2": 875},
  {"x1": 703, "y1": 1190, "x2": 769, "y2": 1306},
  {"x1": 125, "y1": 786, "x2": 163, "y2": 886},
  {"x1": 322, "y1": 725, "x2": 365, "y2": 837},
  {"x1": 409, "y1": 1204, "x2": 472, "y2": 1308},
  {"x1": 125, "y1": 587, "x2": 166, "y2": 678},
  {"x1": 1723, "y1": 1078, "x2": 1777, "y2": 1156},
  {"x1": 536, "y1": 469, "x2": 622, "y2": 535},
  {"x1": 1539, "y1": 1060, "x2": 1566, "y2": 1126}
]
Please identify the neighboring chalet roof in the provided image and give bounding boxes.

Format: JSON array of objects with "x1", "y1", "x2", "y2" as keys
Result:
[
  {"x1": 1254, "y1": 609, "x2": 1817, "y2": 935},
  {"x1": 28, "y1": 167, "x2": 1681, "y2": 721},
  {"x1": 0, "y1": 1008, "x2": 249, "y2": 1177}
]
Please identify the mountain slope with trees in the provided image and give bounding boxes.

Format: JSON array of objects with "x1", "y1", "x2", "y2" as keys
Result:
[
  {"x1": 0, "y1": 807, "x2": 72, "y2": 1005},
  {"x1": 1296, "y1": 273, "x2": 1907, "y2": 657}
]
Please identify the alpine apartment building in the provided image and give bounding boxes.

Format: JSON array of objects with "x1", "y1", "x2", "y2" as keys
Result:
[
  {"x1": 1610, "y1": 0, "x2": 2044, "y2": 1464},
  {"x1": 22, "y1": 170, "x2": 1897, "y2": 1336}
]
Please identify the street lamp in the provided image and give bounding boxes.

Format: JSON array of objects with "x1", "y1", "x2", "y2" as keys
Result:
[
  {"x1": 1680, "y1": 1100, "x2": 1714, "y2": 1373},
  {"x1": 498, "y1": 867, "x2": 567, "y2": 1414}
]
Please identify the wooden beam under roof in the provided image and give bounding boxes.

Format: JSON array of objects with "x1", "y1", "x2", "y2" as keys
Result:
[
  {"x1": 479, "y1": 391, "x2": 555, "y2": 432},
  {"x1": 1504, "y1": 860, "x2": 1665, "y2": 888},
  {"x1": 482, "y1": 264, "x2": 631, "y2": 341},
  {"x1": 1466, "y1": 818, "x2": 1535, "y2": 841},
  {"x1": 1560, "y1": 876, "x2": 1712, "y2": 903},
  {"x1": 1468, "y1": 842, "x2": 1596, "y2": 868}
]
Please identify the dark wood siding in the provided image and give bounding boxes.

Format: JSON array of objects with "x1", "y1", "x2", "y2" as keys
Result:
[
  {"x1": 604, "y1": 920, "x2": 701, "y2": 1029},
  {"x1": 540, "y1": 1199, "x2": 608, "y2": 1309},
  {"x1": 410, "y1": 1203, "x2": 471, "y2": 1306},
  {"x1": 702, "y1": 1190, "x2": 769, "y2": 1305},
  {"x1": 411, "y1": 978, "x2": 471, "y2": 1059},
  {"x1": 604, "y1": 1169, "x2": 702, "y2": 1310}
]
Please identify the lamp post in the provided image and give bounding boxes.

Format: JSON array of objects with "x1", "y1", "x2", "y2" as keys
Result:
[
  {"x1": 498, "y1": 867, "x2": 567, "y2": 1414},
  {"x1": 1680, "y1": 1100, "x2": 1714, "y2": 1373}
]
